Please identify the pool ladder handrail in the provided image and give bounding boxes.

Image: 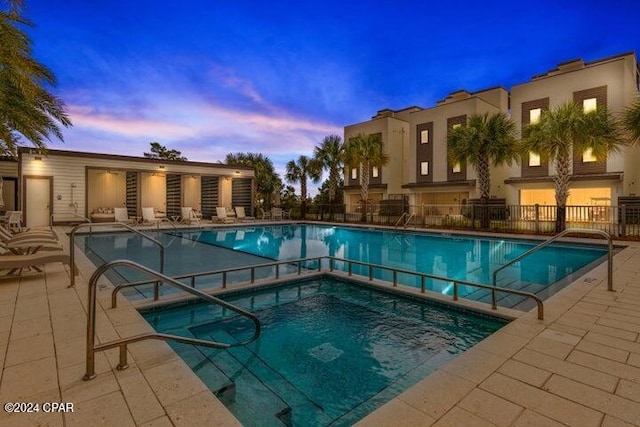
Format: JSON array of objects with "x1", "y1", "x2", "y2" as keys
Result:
[
  {"x1": 492, "y1": 228, "x2": 614, "y2": 292},
  {"x1": 69, "y1": 222, "x2": 165, "y2": 291},
  {"x1": 83, "y1": 259, "x2": 261, "y2": 381},
  {"x1": 394, "y1": 212, "x2": 415, "y2": 229},
  {"x1": 111, "y1": 255, "x2": 544, "y2": 320}
]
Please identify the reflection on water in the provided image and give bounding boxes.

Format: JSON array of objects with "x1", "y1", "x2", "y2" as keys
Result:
[{"x1": 79, "y1": 224, "x2": 607, "y2": 304}]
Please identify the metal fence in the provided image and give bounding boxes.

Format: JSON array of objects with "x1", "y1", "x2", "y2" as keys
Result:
[{"x1": 303, "y1": 203, "x2": 640, "y2": 238}]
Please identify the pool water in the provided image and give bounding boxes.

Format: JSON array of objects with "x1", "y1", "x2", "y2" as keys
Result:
[
  {"x1": 77, "y1": 224, "x2": 609, "y2": 308},
  {"x1": 142, "y1": 278, "x2": 506, "y2": 426}
]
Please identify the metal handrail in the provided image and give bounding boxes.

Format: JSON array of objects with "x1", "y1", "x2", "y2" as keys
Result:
[
  {"x1": 84, "y1": 259, "x2": 261, "y2": 380},
  {"x1": 69, "y1": 222, "x2": 165, "y2": 290},
  {"x1": 403, "y1": 213, "x2": 415, "y2": 229},
  {"x1": 332, "y1": 257, "x2": 544, "y2": 320},
  {"x1": 111, "y1": 256, "x2": 324, "y2": 307},
  {"x1": 111, "y1": 255, "x2": 544, "y2": 319},
  {"x1": 394, "y1": 212, "x2": 408, "y2": 228},
  {"x1": 492, "y1": 228, "x2": 614, "y2": 292}
]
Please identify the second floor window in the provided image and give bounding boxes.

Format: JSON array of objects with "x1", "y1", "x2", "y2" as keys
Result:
[
  {"x1": 372, "y1": 166, "x2": 379, "y2": 178},
  {"x1": 420, "y1": 161, "x2": 429, "y2": 176},
  {"x1": 583, "y1": 98, "x2": 597, "y2": 113},
  {"x1": 452, "y1": 162, "x2": 461, "y2": 173},
  {"x1": 529, "y1": 152, "x2": 541, "y2": 167},
  {"x1": 420, "y1": 129, "x2": 429, "y2": 144},
  {"x1": 351, "y1": 168, "x2": 357, "y2": 180},
  {"x1": 583, "y1": 148, "x2": 597, "y2": 163},
  {"x1": 529, "y1": 108, "x2": 541, "y2": 124}
]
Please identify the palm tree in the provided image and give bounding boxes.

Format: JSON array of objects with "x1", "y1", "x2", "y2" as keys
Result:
[
  {"x1": 0, "y1": 2, "x2": 72, "y2": 156},
  {"x1": 225, "y1": 152, "x2": 282, "y2": 211},
  {"x1": 344, "y1": 133, "x2": 389, "y2": 222},
  {"x1": 522, "y1": 101, "x2": 623, "y2": 232},
  {"x1": 447, "y1": 112, "x2": 518, "y2": 228},
  {"x1": 622, "y1": 96, "x2": 640, "y2": 146},
  {"x1": 285, "y1": 155, "x2": 321, "y2": 218},
  {"x1": 313, "y1": 135, "x2": 344, "y2": 205}
]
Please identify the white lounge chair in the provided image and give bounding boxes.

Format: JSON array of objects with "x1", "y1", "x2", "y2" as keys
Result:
[
  {"x1": 235, "y1": 207, "x2": 255, "y2": 222},
  {"x1": 215, "y1": 207, "x2": 236, "y2": 223},
  {"x1": 142, "y1": 207, "x2": 161, "y2": 227},
  {"x1": 0, "y1": 251, "x2": 70, "y2": 276},
  {"x1": 7, "y1": 211, "x2": 23, "y2": 232},
  {"x1": 271, "y1": 208, "x2": 284, "y2": 220},
  {"x1": 114, "y1": 207, "x2": 134, "y2": 225},
  {"x1": 181, "y1": 207, "x2": 201, "y2": 226},
  {"x1": 259, "y1": 208, "x2": 272, "y2": 220}
]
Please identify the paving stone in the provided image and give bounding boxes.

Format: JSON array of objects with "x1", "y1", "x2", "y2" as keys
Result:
[{"x1": 458, "y1": 388, "x2": 523, "y2": 426}]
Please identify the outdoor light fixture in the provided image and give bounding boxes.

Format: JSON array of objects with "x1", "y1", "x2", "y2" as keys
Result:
[
  {"x1": 159, "y1": 165, "x2": 165, "y2": 169},
  {"x1": 34, "y1": 156, "x2": 42, "y2": 161}
]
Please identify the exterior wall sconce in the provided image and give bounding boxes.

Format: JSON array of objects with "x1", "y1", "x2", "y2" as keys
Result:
[
  {"x1": 159, "y1": 165, "x2": 165, "y2": 169},
  {"x1": 34, "y1": 156, "x2": 43, "y2": 161}
]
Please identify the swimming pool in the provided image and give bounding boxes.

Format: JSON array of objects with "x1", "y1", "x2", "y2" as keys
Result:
[
  {"x1": 142, "y1": 277, "x2": 507, "y2": 426},
  {"x1": 77, "y1": 224, "x2": 609, "y2": 308}
]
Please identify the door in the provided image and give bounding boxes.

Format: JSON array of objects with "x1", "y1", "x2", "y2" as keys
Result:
[{"x1": 25, "y1": 176, "x2": 52, "y2": 227}]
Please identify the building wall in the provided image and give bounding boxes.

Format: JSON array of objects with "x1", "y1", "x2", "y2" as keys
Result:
[
  {"x1": 510, "y1": 53, "x2": 640, "y2": 197},
  {"x1": 19, "y1": 150, "x2": 253, "y2": 223},
  {"x1": 344, "y1": 52, "x2": 639, "y2": 207}
]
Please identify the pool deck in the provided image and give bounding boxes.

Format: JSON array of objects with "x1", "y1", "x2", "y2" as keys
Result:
[{"x1": 1, "y1": 223, "x2": 640, "y2": 426}]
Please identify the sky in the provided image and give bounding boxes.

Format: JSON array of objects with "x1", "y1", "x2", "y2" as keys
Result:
[{"x1": 16, "y1": 0, "x2": 640, "y2": 191}]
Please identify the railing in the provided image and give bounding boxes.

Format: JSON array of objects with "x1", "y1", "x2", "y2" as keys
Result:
[
  {"x1": 83, "y1": 260, "x2": 261, "y2": 380},
  {"x1": 309, "y1": 202, "x2": 640, "y2": 237},
  {"x1": 394, "y1": 212, "x2": 409, "y2": 228},
  {"x1": 111, "y1": 256, "x2": 324, "y2": 307},
  {"x1": 111, "y1": 255, "x2": 544, "y2": 320},
  {"x1": 492, "y1": 228, "x2": 614, "y2": 292},
  {"x1": 69, "y1": 222, "x2": 165, "y2": 290}
]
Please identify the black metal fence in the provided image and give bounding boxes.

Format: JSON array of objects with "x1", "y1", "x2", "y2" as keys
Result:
[{"x1": 298, "y1": 203, "x2": 640, "y2": 238}]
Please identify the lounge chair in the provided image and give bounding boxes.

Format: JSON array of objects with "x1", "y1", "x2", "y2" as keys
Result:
[
  {"x1": 181, "y1": 207, "x2": 201, "y2": 226},
  {"x1": 235, "y1": 207, "x2": 255, "y2": 222},
  {"x1": 215, "y1": 207, "x2": 236, "y2": 223},
  {"x1": 142, "y1": 207, "x2": 161, "y2": 227},
  {"x1": 0, "y1": 226, "x2": 59, "y2": 245},
  {"x1": 259, "y1": 208, "x2": 272, "y2": 220},
  {"x1": 1, "y1": 239, "x2": 63, "y2": 255},
  {"x1": 271, "y1": 208, "x2": 284, "y2": 220},
  {"x1": 7, "y1": 211, "x2": 23, "y2": 232},
  {"x1": 114, "y1": 207, "x2": 135, "y2": 225},
  {"x1": 0, "y1": 251, "x2": 70, "y2": 275}
]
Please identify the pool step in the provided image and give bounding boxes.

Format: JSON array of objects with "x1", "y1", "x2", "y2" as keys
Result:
[{"x1": 190, "y1": 327, "x2": 332, "y2": 426}]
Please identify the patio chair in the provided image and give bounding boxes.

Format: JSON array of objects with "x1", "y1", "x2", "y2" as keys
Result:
[
  {"x1": 0, "y1": 251, "x2": 70, "y2": 275},
  {"x1": 1, "y1": 239, "x2": 63, "y2": 255},
  {"x1": 235, "y1": 207, "x2": 255, "y2": 222},
  {"x1": 259, "y1": 208, "x2": 272, "y2": 220},
  {"x1": 0, "y1": 224, "x2": 58, "y2": 242},
  {"x1": 114, "y1": 207, "x2": 134, "y2": 225},
  {"x1": 181, "y1": 207, "x2": 201, "y2": 226},
  {"x1": 7, "y1": 211, "x2": 23, "y2": 232},
  {"x1": 142, "y1": 207, "x2": 161, "y2": 227},
  {"x1": 215, "y1": 207, "x2": 236, "y2": 223},
  {"x1": 272, "y1": 208, "x2": 284, "y2": 221}
]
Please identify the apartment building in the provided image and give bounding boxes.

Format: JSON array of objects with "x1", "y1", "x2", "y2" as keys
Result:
[
  {"x1": 343, "y1": 51, "x2": 640, "y2": 211},
  {"x1": 506, "y1": 52, "x2": 640, "y2": 208}
]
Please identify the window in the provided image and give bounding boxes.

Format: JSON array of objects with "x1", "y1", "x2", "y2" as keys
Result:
[
  {"x1": 452, "y1": 162, "x2": 461, "y2": 173},
  {"x1": 351, "y1": 168, "x2": 357, "y2": 180},
  {"x1": 372, "y1": 166, "x2": 379, "y2": 178},
  {"x1": 420, "y1": 129, "x2": 429, "y2": 144},
  {"x1": 583, "y1": 148, "x2": 597, "y2": 163},
  {"x1": 583, "y1": 98, "x2": 597, "y2": 113},
  {"x1": 452, "y1": 123, "x2": 462, "y2": 130},
  {"x1": 420, "y1": 161, "x2": 429, "y2": 176},
  {"x1": 529, "y1": 108, "x2": 541, "y2": 124},
  {"x1": 529, "y1": 152, "x2": 541, "y2": 167}
]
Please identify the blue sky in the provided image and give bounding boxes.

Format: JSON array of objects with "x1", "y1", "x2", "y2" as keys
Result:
[{"x1": 20, "y1": 0, "x2": 640, "y2": 185}]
